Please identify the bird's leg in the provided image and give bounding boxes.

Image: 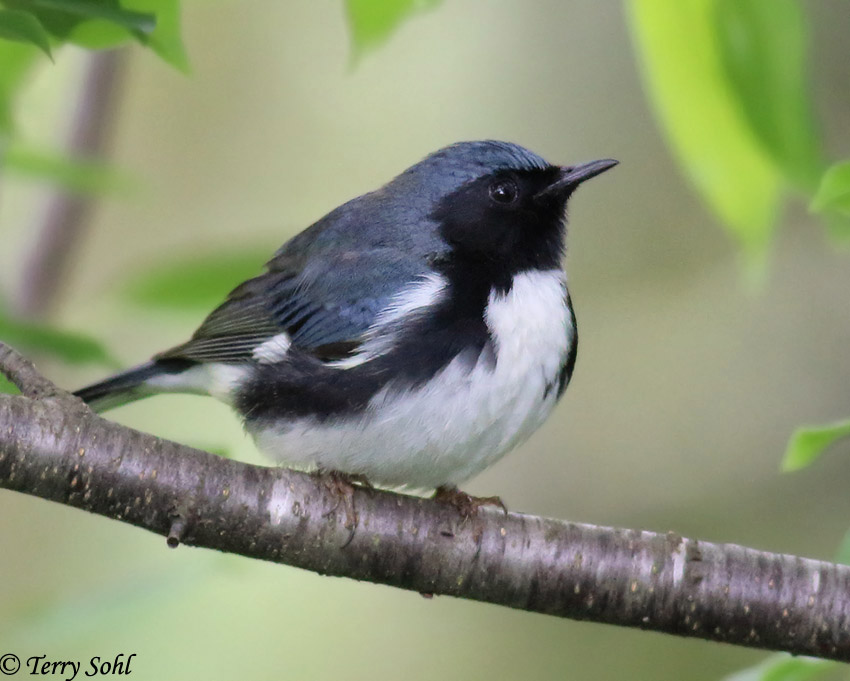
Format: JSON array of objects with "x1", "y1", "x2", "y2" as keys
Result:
[
  {"x1": 313, "y1": 468, "x2": 374, "y2": 532},
  {"x1": 432, "y1": 485, "x2": 508, "y2": 518},
  {"x1": 344, "y1": 473, "x2": 375, "y2": 492}
]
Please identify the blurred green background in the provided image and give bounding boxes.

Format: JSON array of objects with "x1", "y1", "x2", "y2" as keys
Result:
[{"x1": 1, "y1": 1, "x2": 850, "y2": 679}]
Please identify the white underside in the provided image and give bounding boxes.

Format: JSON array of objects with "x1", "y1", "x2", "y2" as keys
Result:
[{"x1": 249, "y1": 269, "x2": 573, "y2": 489}]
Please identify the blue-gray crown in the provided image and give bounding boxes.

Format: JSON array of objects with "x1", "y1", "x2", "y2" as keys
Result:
[
  {"x1": 418, "y1": 140, "x2": 550, "y2": 174},
  {"x1": 388, "y1": 140, "x2": 552, "y2": 203}
]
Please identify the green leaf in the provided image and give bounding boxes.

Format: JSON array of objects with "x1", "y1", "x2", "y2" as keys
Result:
[
  {"x1": 3, "y1": 143, "x2": 136, "y2": 195},
  {"x1": 13, "y1": 0, "x2": 187, "y2": 67},
  {"x1": 0, "y1": 9, "x2": 53, "y2": 59},
  {"x1": 345, "y1": 0, "x2": 441, "y2": 56},
  {"x1": 627, "y1": 0, "x2": 781, "y2": 259},
  {"x1": 0, "y1": 315, "x2": 115, "y2": 366},
  {"x1": 714, "y1": 0, "x2": 821, "y2": 192},
  {"x1": 811, "y1": 161, "x2": 850, "y2": 218},
  {"x1": 123, "y1": 251, "x2": 267, "y2": 311},
  {"x1": 124, "y1": 0, "x2": 187, "y2": 71},
  {"x1": 59, "y1": 0, "x2": 187, "y2": 66},
  {"x1": 782, "y1": 418, "x2": 850, "y2": 472},
  {"x1": 722, "y1": 654, "x2": 835, "y2": 681},
  {"x1": 0, "y1": 39, "x2": 37, "y2": 133},
  {"x1": 65, "y1": 17, "x2": 132, "y2": 49},
  {"x1": 6, "y1": 0, "x2": 155, "y2": 36}
]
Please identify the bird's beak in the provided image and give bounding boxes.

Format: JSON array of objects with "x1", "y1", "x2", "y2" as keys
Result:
[{"x1": 535, "y1": 158, "x2": 619, "y2": 201}]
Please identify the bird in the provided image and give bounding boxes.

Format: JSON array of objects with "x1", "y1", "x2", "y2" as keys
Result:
[{"x1": 76, "y1": 140, "x2": 617, "y2": 512}]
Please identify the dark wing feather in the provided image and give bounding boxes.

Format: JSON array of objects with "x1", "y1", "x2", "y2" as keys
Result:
[{"x1": 157, "y1": 246, "x2": 431, "y2": 364}]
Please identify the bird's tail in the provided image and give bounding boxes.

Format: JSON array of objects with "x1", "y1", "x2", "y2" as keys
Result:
[{"x1": 74, "y1": 359, "x2": 194, "y2": 413}]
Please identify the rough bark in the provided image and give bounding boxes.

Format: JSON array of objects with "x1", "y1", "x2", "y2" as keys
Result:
[{"x1": 1, "y1": 342, "x2": 848, "y2": 661}]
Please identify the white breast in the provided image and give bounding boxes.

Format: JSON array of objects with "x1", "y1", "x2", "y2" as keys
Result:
[{"x1": 252, "y1": 269, "x2": 573, "y2": 489}]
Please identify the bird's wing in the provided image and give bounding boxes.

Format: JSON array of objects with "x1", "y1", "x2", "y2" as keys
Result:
[{"x1": 156, "y1": 247, "x2": 431, "y2": 364}]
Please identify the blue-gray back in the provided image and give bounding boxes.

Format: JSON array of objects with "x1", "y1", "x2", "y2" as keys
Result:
[{"x1": 157, "y1": 140, "x2": 550, "y2": 364}]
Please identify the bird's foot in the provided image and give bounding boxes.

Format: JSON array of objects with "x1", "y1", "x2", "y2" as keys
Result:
[
  {"x1": 432, "y1": 485, "x2": 508, "y2": 518},
  {"x1": 343, "y1": 472, "x2": 375, "y2": 492},
  {"x1": 314, "y1": 469, "x2": 373, "y2": 532}
]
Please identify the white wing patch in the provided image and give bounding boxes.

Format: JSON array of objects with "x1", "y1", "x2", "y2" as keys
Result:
[
  {"x1": 328, "y1": 272, "x2": 447, "y2": 369},
  {"x1": 252, "y1": 333, "x2": 292, "y2": 364},
  {"x1": 373, "y1": 272, "x2": 448, "y2": 326}
]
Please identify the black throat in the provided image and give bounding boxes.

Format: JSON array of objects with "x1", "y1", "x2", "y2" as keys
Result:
[{"x1": 430, "y1": 167, "x2": 568, "y2": 289}]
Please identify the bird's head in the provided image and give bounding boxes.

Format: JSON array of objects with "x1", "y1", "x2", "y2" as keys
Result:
[{"x1": 390, "y1": 141, "x2": 617, "y2": 274}]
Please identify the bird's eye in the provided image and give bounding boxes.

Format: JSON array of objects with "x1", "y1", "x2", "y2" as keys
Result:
[{"x1": 489, "y1": 179, "x2": 518, "y2": 205}]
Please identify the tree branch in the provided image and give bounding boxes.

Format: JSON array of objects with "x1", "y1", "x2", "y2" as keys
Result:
[
  {"x1": 0, "y1": 342, "x2": 65, "y2": 398},
  {"x1": 1, "y1": 341, "x2": 848, "y2": 662}
]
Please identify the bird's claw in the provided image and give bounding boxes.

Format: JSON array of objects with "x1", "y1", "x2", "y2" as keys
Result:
[
  {"x1": 432, "y1": 485, "x2": 508, "y2": 518},
  {"x1": 314, "y1": 469, "x2": 373, "y2": 534}
]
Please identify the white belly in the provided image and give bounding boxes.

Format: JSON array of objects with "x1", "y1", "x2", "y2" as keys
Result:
[{"x1": 251, "y1": 270, "x2": 573, "y2": 489}]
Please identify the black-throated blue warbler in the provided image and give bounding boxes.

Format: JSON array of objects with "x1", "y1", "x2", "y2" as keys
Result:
[{"x1": 76, "y1": 141, "x2": 617, "y2": 508}]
